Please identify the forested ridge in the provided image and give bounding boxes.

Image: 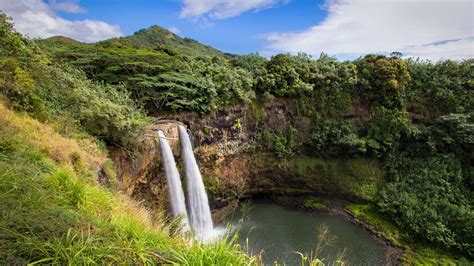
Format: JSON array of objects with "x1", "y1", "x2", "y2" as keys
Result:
[{"x1": 1, "y1": 11, "x2": 473, "y2": 264}]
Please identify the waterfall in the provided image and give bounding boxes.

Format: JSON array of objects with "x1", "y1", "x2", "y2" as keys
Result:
[
  {"x1": 178, "y1": 125, "x2": 214, "y2": 239},
  {"x1": 157, "y1": 130, "x2": 189, "y2": 230}
]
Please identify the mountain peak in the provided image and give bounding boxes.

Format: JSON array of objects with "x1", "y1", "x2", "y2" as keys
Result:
[
  {"x1": 45, "y1": 36, "x2": 80, "y2": 44},
  {"x1": 135, "y1": 25, "x2": 178, "y2": 39},
  {"x1": 43, "y1": 25, "x2": 229, "y2": 58},
  {"x1": 122, "y1": 25, "x2": 226, "y2": 58}
]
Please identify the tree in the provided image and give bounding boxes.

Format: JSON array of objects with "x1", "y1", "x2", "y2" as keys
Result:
[
  {"x1": 258, "y1": 54, "x2": 313, "y2": 97},
  {"x1": 356, "y1": 55, "x2": 411, "y2": 109},
  {"x1": 406, "y1": 58, "x2": 473, "y2": 118}
]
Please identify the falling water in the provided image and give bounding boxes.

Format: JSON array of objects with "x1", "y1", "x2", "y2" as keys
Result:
[
  {"x1": 157, "y1": 130, "x2": 189, "y2": 230},
  {"x1": 178, "y1": 125, "x2": 214, "y2": 239}
]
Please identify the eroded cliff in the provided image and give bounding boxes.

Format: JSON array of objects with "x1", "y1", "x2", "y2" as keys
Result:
[{"x1": 111, "y1": 99, "x2": 382, "y2": 219}]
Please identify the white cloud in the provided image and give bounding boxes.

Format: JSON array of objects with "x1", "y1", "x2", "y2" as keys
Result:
[
  {"x1": 180, "y1": 0, "x2": 288, "y2": 19},
  {"x1": 403, "y1": 38, "x2": 474, "y2": 61},
  {"x1": 264, "y1": 0, "x2": 474, "y2": 61},
  {"x1": 0, "y1": 0, "x2": 123, "y2": 43},
  {"x1": 48, "y1": 0, "x2": 85, "y2": 14},
  {"x1": 167, "y1": 26, "x2": 181, "y2": 35}
]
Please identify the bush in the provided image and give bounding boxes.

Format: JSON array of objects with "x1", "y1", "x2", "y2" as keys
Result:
[
  {"x1": 46, "y1": 65, "x2": 149, "y2": 147},
  {"x1": 406, "y1": 58, "x2": 473, "y2": 118},
  {"x1": 302, "y1": 197, "x2": 326, "y2": 210},
  {"x1": 364, "y1": 107, "x2": 418, "y2": 157},
  {"x1": 257, "y1": 53, "x2": 313, "y2": 97},
  {"x1": 356, "y1": 54, "x2": 411, "y2": 109},
  {"x1": 305, "y1": 120, "x2": 365, "y2": 157},
  {"x1": 258, "y1": 126, "x2": 298, "y2": 158},
  {"x1": 0, "y1": 14, "x2": 148, "y2": 148},
  {"x1": 377, "y1": 154, "x2": 473, "y2": 256}
]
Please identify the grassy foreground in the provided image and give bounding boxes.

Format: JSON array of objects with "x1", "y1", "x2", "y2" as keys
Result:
[{"x1": 0, "y1": 101, "x2": 256, "y2": 265}]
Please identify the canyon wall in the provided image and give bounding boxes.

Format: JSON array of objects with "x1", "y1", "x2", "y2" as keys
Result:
[{"x1": 111, "y1": 99, "x2": 379, "y2": 218}]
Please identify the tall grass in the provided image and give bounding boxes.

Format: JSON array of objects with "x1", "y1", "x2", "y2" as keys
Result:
[
  {"x1": 296, "y1": 225, "x2": 346, "y2": 266},
  {"x1": 0, "y1": 102, "x2": 106, "y2": 172},
  {"x1": 172, "y1": 233, "x2": 258, "y2": 265}
]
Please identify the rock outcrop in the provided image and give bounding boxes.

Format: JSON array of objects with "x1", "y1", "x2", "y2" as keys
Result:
[
  {"x1": 111, "y1": 98, "x2": 376, "y2": 219},
  {"x1": 110, "y1": 121, "x2": 184, "y2": 213}
]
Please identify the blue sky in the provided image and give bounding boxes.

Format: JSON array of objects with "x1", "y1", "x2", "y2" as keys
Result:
[
  {"x1": 1, "y1": 0, "x2": 473, "y2": 60},
  {"x1": 58, "y1": 0, "x2": 327, "y2": 55}
]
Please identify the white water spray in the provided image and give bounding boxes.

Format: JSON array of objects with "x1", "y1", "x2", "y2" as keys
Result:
[
  {"x1": 178, "y1": 125, "x2": 214, "y2": 239},
  {"x1": 157, "y1": 130, "x2": 189, "y2": 230}
]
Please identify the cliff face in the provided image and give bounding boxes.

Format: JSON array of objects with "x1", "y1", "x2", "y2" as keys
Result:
[
  {"x1": 109, "y1": 99, "x2": 300, "y2": 213},
  {"x1": 110, "y1": 121, "x2": 183, "y2": 214},
  {"x1": 111, "y1": 98, "x2": 379, "y2": 217},
  {"x1": 173, "y1": 99, "x2": 308, "y2": 206}
]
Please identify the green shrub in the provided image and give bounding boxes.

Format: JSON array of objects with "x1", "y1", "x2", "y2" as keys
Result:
[
  {"x1": 46, "y1": 65, "x2": 149, "y2": 147},
  {"x1": 0, "y1": 14, "x2": 149, "y2": 148},
  {"x1": 364, "y1": 106, "x2": 419, "y2": 157},
  {"x1": 302, "y1": 197, "x2": 326, "y2": 210},
  {"x1": 356, "y1": 54, "x2": 411, "y2": 109},
  {"x1": 305, "y1": 120, "x2": 365, "y2": 157},
  {"x1": 257, "y1": 53, "x2": 313, "y2": 97},
  {"x1": 407, "y1": 58, "x2": 473, "y2": 118},
  {"x1": 258, "y1": 126, "x2": 298, "y2": 158},
  {"x1": 377, "y1": 154, "x2": 473, "y2": 256}
]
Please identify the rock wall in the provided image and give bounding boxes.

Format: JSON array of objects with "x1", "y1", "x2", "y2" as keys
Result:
[
  {"x1": 110, "y1": 121, "x2": 184, "y2": 213},
  {"x1": 111, "y1": 98, "x2": 374, "y2": 219}
]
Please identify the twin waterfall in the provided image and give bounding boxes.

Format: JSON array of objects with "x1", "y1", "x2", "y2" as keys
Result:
[
  {"x1": 158, "y1": 125, "x2": 214, "y2": 240},
  {"x1": 178, "y1": 126, "x2": 214, "y2": 237},
  {"x1": 157, "y1": 130, "x2": 189, "y2": 228}
]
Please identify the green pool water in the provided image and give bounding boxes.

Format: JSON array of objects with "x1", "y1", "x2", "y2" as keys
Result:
[{"x1": 228, "y1": 201, "x2": 385, "y2": 265}]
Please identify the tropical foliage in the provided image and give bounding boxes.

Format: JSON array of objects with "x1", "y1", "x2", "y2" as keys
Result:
[
  {"x1": 0, "y1": 13, "x2": 147, "y2": 148},
  {"x1": 1, "y1": 10, "x2": 473, "y2": 263},
  {"x1": 0, "y1": 13, "x2": 255, "y2": 265}
]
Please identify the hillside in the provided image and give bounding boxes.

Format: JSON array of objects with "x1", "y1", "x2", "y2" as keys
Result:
[
  {"x1": 44, "y1": 25, "x2": 227, "y2": 58},
  {"x1": 37, "y1": 25, "x2": 246, "y2": 114},
  {"x1": 0, "y1": 13, "x2": 255, "y2": 264},
  {"x1": 45, "y1": 35, "x2": 81, "y2": 44},
  {"x1": 116, "y1": 25, "x2": 227, "y2": 58}
]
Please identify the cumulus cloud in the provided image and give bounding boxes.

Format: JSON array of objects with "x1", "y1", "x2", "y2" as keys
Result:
[
  {"x1": 180, "y1": 0, "x2": 289, "y2": 19},
  {"x1": 48, "y1": 0, "x2": 85, "y2": 14},
  {"x1": 0, "y1": 0, "x2": 123, "y2": 42},
  {"x1": 264, "y1": 0, "x2": 474, "y2": 61}
]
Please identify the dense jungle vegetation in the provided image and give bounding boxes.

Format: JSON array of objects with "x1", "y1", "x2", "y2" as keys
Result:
[
  {"x1": 0, "y1": 14, "x2": 255, "y2": 264},
  {"x1": 1, "y1": 10, "x2": 473, "y2": 264}
]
